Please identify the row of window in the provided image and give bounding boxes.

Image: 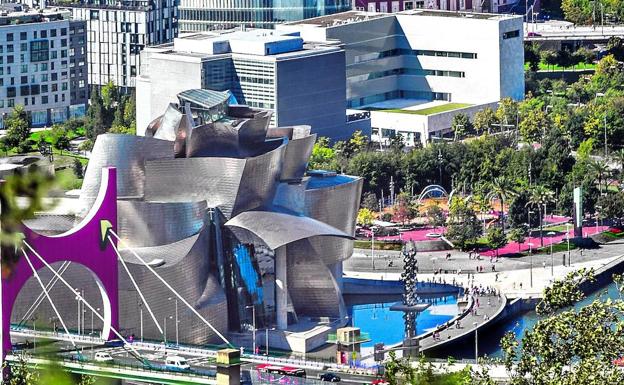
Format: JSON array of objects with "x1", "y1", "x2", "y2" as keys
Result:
[
  {"x1": 348, "y1": 67, "x2": 465, "y2": 83},
  {"x1": 2, "y1": 28, "x2": 67, "y2": 43},
  {"x1": 347, "y1": 90, "x2": 450, "y2": 108},
  {"x1": 4, "y1": 82, "x2": 69, "y2": 96},
  {"x1": 352, "y1": 48, "x2": 478, "y2": 65}
]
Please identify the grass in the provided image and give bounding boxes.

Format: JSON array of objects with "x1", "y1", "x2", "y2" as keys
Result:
[
  {"x1": 381, "y1": 103, "x2": 473, "y2": 116},
  {"x1": 524, "y1": 61, "x2": 597, "y2": 72},
  {"x1": 54, "y1": 168, "x2": 83, "y2": 190},
  {"x1": 354, "y1": 240, "x2": 404, "y2": 251}
]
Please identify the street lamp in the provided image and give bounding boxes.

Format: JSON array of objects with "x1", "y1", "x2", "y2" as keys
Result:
[
  {"x1": 371, "y1": 227, "x2": 376, "y2": 270},
  {"x1": 596, "y1": 93, "x2": 607, "y2": 156},
  {"x1": 31, "y1": 316, "x2": 37, "y2": 351},
  {"x1": 245, "y1": 305, "x2": 257, "y2": 355},
  {"x1": 566, "y1": 222, "x2": 571, "y2": 266},
  {"x1": 547, "y1": 231, "x2": 556, "y2": 276},
  {"x1": 265, "y1": 327, "x2": 276, "y2": 357},
  {"x1": 168, "y1": 297, "x2": 179, "y2": 346},
  {"x1": 139, "y1": 303, "x2": 143, "y2": 342},
  {"x1": 473, "y1": 322, "x2": 479, "y2": 364},
  {"x1": 75, "y1": 288, "x2": 81, "y2": 335},
  {"x1": 527, "y1": 243, "x2": 534, "y2": 288}
]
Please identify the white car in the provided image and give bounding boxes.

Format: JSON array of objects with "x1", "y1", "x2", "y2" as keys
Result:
[{"x1": 94, "y1": 352, "x2": 114, "y2": 362}]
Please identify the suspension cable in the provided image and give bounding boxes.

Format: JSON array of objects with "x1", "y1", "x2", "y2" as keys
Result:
[
  {"x1": 109, "y1": 240, "x2": 164, "y2": 335},
  {"x1": 18, "y1": 261, "x2": 72, "y2": 327},
  {"x1": 108, "y1": 231, "x2": 233, "y2": 347}
]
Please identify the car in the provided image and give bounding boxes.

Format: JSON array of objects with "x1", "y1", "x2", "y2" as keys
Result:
[
  {"x1": 94, "y1": 352, "x2": 114, "y2": 362},
  {"x1": 165, "y1": 355, "x2": 191, "y2": 371},
  {"x1": 527, "y1": 32, "x2": 542, "y2": 37},
  {"x1": 372, "y1": 378, "x2": 389, "y2": 385},
  {"x1": 319, "y1": 373, "x2": 341, "y2": 382}
]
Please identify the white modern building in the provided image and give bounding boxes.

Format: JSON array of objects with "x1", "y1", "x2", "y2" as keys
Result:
[
  {"x1": 279, "y1": 10, "x2": 524, "y2": 145},
  {"x1": 58, "y1": 0, "x2": 178, "y2": 92},
  {"x1": 0, "y1": 4, "x2": 88, "y2": 128},
  {"x1": 136, "y1": 29, "x2": 370, "y2": 141}
]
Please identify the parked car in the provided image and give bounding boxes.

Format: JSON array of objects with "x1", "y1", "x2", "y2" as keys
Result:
[
  {"x1": 319, "y1": 373, "x2": 341, "y2": 382},
  {"x1": 94, "y1": 352, "x2": 114, "y2": 363}
]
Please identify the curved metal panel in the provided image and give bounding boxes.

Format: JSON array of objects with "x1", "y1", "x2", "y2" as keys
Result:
[
  {"x1": 144, "y1": 157, "x2": 245, "y2": 219},
  {"x1": 117, "y1": 200, "x2": 207, "y2": 248},
  {"x1": 280, "y1": 134, "x2": 316, "y2": 181},
  {"x1": 79, "y1": 134, "x2": 173, "y2": 214},
  {"x1": 285, "y1": 240, "x2": 346, "y2": 318},
  {"x1": 305, "y1": 176, "x2": 363, "y2": 235},
  {"x1": 225, "y1": 211, "x2": 352, "y2": 250}
]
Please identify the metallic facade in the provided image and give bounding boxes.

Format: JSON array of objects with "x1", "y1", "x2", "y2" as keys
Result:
[{"x1": 13, "y1": 90, "x2": 361, "y2": 348}]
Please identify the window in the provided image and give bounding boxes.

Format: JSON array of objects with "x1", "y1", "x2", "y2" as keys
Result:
[
  {"x1": 7, "y1": 45, "x2": 13, "y2": 53},
  {"x1": 41, "y1": 84, "x2": 48, "y2": 93},
  {"x1": 79, "y1": 80, "x2": 85, "y2": 88},
  {"x1": 61, "y1": 28, "x2": 67, "y2": 36},
  {"x1": 41, "y1": 63, "x2": 47, "y2": 71},
  {"x1": 51, "y1": 83, "x2": 57, "y2": 92},
  {"x1": 6, "y1": 33, "x2": 13, "y2": 42},
  {"x1": 30, "y1": 40, "x2": 49, "y2": 62},
  {"x1": 61, "y1": 82, "x2": 68, "y2": 91},
  {"x1": 41, "y1": 74, "x2": 48, "y2": 82},
  {"x1": 61, "y1": 39, "x2": 67, "y2": 47},
  {"x1": 21, "y1": 64, "x2": 27, "y2": 73},
  {"x1": 42, "y1": 95, "x2": 48, "y2": 104},
  {"x1": 503, "y1": 30, "x2": 520, "y2": 39},
  {"x1": 20, "y1": 76, "x2": 27, "y2": 84},
  {"x1": 51, "y1": 51, "x2": 57, "y2": 59},
  {"x1": 20, "y1": 85, "x2": 30, "y2": 96},
  {"x1": 7, "y1": 55, "x2": 13, "y2": 64},
  {"x1": 20, "y1": 43, "x2": 27, "y2": 51},
  {"x1": 52, "y1": 73, "x2": 58, "y2": 81},
  {"x1": 20, "y1": 32, "x2": 27, "y2": 40},
  {"x1": 41, "y1": 30, "x2": 47, "y2": 38},
  {"x1": 8, "y1": 99, "x2": 14, "y2": 107},
  {"x1": 51, "y1": 29, "x2": 57, "y2": 37},
  {"x1": 6, "y1": 87, "x2": 16, "y2": 97}
]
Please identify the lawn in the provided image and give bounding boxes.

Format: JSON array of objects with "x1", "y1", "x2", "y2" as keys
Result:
[
  {"x1": 382, "y1": 103, "x2": 473, "y2": 116},
  {"x1": 354, "y1": 239, "x2": 404, "y2": 251},
  {"x1": 53, "y1": 168, "x2": 83, "y2": 190},
  {"x1": 524, "y1": 61, "x2": 597, "y2": 72}
]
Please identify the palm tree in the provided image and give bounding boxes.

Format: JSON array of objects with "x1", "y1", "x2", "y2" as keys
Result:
[
  {"x1": 489, "y1": 176, "x2": 517, "y2": 230},
  {"x1": 611, "y1": 149, "x2": 624, "y2": 180},
  {"x1": 526, "y1": 185, "x2": 555, "y2": 247},
  {"x1": 472, "y1": 193, "x2": 492, "y2": 233},
  {"x1": 589, "y1": 160, "x2": 611, "y2": 195}
]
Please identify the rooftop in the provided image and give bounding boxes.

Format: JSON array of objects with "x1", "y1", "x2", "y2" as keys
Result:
[
  {"x1": 0, "y1": 3, "x2": 71, "y2": 25},
  {"x1": 285, "y1": 9, "x2": 517, "y2": 28},
  {"x1": 177, "y1": 89, "x2": 233, "y2": 110}
]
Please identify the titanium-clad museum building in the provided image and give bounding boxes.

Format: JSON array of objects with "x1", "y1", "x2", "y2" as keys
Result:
[{"x1": 12, "y1": 89, "x2": 362, "y2": 350}]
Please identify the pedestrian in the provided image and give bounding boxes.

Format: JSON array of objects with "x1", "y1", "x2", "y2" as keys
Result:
[
  {"x1": 542, "y1": 261, "x2": 546, "y2": 269},
  {"x1": 491, "y1": 264, "x2": 495, "y2": 272}
]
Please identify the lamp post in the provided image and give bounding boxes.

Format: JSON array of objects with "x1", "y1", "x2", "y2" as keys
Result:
[
  {"x1": 75, "y1": 288, "x2": 80, "y2": 335},
  {"x1": 139, "y1": 303, "x2": 143, "y2": 342},
  {"x1": 168, "y1": 297, "x2": 179, "y2": 346},
  {"x1": 566, "y1": 222, "x2": 571, "y2": 266},
  {"x1": 371, "y1": 227, "x2": 375, "y2": 270},
  {"x1": 32, "y1": 317, "x2": 37, "y2": 352},
  {"x1": 245, "y1": 305, "x2": 257, "y2": 355},
  {"x1": 547, "y1": 231, "x2": 556, "y2": 276},
  {"x1": 473, "y1": 322, "x2": 479, "y2": 364},
  {"x1": 265, "y1": 327, "x2": 276, "y2": 357},
  {"x1": 527, "y1": 243, "x2": 534, "y2": 288}
]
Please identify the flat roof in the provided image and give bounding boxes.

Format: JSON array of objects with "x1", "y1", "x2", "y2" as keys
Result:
[{"x1": 285, "y1": 9, "x2": 518, "y2": 28}]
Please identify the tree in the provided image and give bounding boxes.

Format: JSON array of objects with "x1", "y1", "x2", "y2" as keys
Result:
[
  {"x1": 561, "y1": 0, "x2": 593, "y2": 25},
  {"x1": 472, "y1": 108, "x2": 497, "y2": 134},
  {"x1": 393, "y1": 192, "x2": 413, "y2": 225},
  {"x1": 73, "y1": 158, "x2": 84, "y2": 179},
  {"x1": 540, "y1": 50, "x2": 559, "y2": 71},
  {"x1": 308, "y1": 137, "x2": 337, "y2": 171},
  {"x1": 596, "y1": 191, "x2": 624, "y2": 225},
  {"x1": 357, "y1": 208, "x2": 375, "y2": 227},
  {"x1": 526, "y1": 185, "x2": 555, "y2": 247},
  {"x1": 607, "y1": 36, "x2": 624, "y2": 61},
  {"x1": 361, "y1": 192, "x2": 379, "y2": 211},
  {"x1": 486, "y1": 227, "x2": 507, "y2": 257},
  {"x1": 496, "y1": 97, "x2": 519, "y2": 129},
  {"x1": 446, "y1": 197, "x2": 482, "y2": 250},
  {"x1": 490, "y1": 176, "x2": 517, "y2": 230},
  {"x1": 508, "y1": 226, "x2": 527, "y2": 253},
  {"x1": 589, "y1": 159, "x2": 611, "y2": 194},
  {"x1": 123, "y1": 91, "x2": 137, "y2": 130},
  {"x1": 426, "y1": 205, "x2": 446, "y2": 233},
  {"x1": 348, "y1": 130, "x2": 368, "y2": 154},
  {"x1": 524, "y1": 42, "x2": 541, "y2": 72},
  {"x1": 500, "y1": 269, "x2": 624, "y2": 385},
  {"x1": 450, "y1": 113, "x2": 471, "y2": 140},
  {"x1": 4, "y1": 105, "x2": 31, "y2": 152},
  {"x1": 85, "y1": 87, "x2": 106, "y2": 141},
  {"x1": 100, "y1": 79, "x2": 118, "y2": 110},
  {"x1": 50, "y1": 125, "x2": 71, "y2": 155},
  {"x1": 389, "y1": 133, "x2": 405, "y2": 153}
]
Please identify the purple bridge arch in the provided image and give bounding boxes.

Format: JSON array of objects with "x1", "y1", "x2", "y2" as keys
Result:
[{"x1": 1, "y1": 167, "x2": 119, "y2": 358}]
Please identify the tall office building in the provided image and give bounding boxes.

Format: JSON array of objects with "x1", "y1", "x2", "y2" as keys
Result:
[
  {"x1": 57, "y1": 0, "x2": 178, "y2": 92},
  {"x1": 178, "y1": 0, "x2": 350, "y2": 31},
  {"x1": 136, "y1": 29, "x2": 370, "y2": 141},
  {"x1": 0, "y1": 4, "x2": 88, "y2": 128}
]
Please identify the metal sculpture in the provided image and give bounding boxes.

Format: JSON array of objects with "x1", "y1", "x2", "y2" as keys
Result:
[{"x1": 1, "y1": 167, "x2": 119, "y2": 358}]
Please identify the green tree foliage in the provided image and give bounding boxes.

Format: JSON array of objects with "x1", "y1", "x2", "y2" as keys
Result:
[
  {"x1": 361, "y1": 191, "x2": 379, "y2": 211},
  {"x1": 357, "y1": 208, "x2": 375, "y2": 227},
  {"x1": 73, "y1": 158, "x2": 84, "y2": 179},
  {"x1": 524, "y1": 42, "x2": 541, "y2": 72},
  {"x1": 500, "y1": 269, "x2": 624, "y2": 385},
  {"x1": 85, "y1": 87, "x2": 106, "y2": 142},
  {"x1": 4, "y1": 105, "x2": 31, "y2": 153},
  {"x1": 508, "y1": 226, "x2": 527, "y2": 252},
  {"x1": 596, "y1": 190, "x2": 624, "y2": 225},
  {"x1": 426, "y1": 204, "x2": 446, "y2": 232},
  {"x1": 496, "y1": 97, "x2": 519, "y2": 128},
  {"x1": 472, "y1": 108, "x2": 497, "y2": 134},
  {"x1": 384, "y1": 352, "x2": 471, "y2": 385},
  {"x1": 100, "y1": 80, "x2": 118, "y2": 110},
  {"x1": 561, "y1": 0, "x2": 594, "y2": 24},
  {"x1": 486, "y1": 227, "x2": 507, "y2": 257},
  {"x1": 308, "y1": 137, "x2": 337, "y2": 170},
  {"x1": 446, "y1": 197, "x2": 482, "y2": 250},
  {"x1": 450, "y1": 113, "x2": 472, "y2": 140}
]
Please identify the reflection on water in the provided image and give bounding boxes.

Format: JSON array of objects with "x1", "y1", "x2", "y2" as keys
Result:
[{"x1": 346, "y1": 294, "x2": 460, "y2": 347}]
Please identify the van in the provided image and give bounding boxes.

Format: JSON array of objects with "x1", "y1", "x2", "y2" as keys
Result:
[
  {"x1": 165, "y1": 355, "x2": 191, "y2": 371},
  {"x1": 94, "y1": 352, "x2": 114, "y2": 362}
]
